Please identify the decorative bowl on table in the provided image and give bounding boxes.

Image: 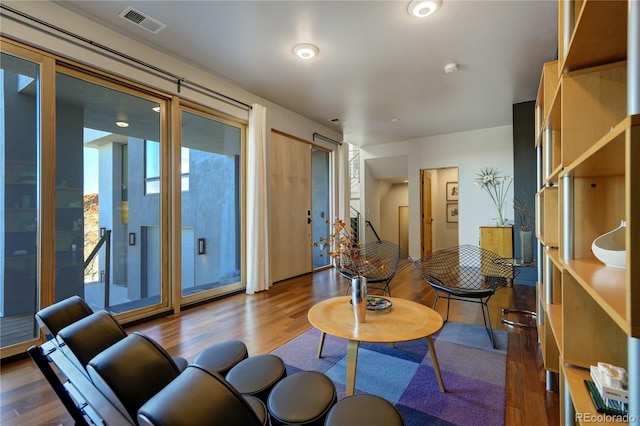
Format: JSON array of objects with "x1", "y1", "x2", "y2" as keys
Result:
[
  {"x1": 349, "y1": 296, "x2": 392, "y2": 311},
  {"x1": 365, "y1": 296, "x2": 392, "y2": 311}
]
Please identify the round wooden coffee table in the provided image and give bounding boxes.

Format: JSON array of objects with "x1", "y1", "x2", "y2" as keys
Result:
[{"x1": 307, "y1": 296, "x2": 445, "y2": 396}]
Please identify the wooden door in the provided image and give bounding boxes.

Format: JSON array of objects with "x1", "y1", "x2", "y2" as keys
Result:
[
  {"x1": 420, "y1": 170, "x2": 433, "y2": 257},
  {"x1": 398, "y1": 206, "x2": 409, "y2": 255},
  {"x1": 270, "y1": 131, "x2": 312, "y2": 282}
]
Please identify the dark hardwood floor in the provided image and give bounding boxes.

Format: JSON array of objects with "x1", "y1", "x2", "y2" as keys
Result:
[{"x1": 0, "y1": 266, "x2": 559, "y2": 425}]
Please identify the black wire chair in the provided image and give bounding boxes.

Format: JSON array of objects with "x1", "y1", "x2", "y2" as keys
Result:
[
  {"x1": 413, "y1": 245, "x2": 517, "y2": 348},
  {"x1": 339, "y1": 239, "x2": 412, "y2": 297}
]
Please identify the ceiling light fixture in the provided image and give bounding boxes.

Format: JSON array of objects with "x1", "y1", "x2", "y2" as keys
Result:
[
  {"x1": 293, "y1": 43, "x2": 319, "y2": 60},
  {"x1": 116, "y1": 121, "x2": 129, "y2": 128},
  {"x1": 408, "y1": 0, "x2": 442, "y2": 18}
]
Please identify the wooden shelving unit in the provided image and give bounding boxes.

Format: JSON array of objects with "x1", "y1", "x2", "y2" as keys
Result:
[{"x1": 536, "y1": 1, "x2": 637, "y2": 424}]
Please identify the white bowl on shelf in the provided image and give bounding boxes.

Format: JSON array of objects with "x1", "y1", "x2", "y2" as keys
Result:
[{"x1": 591, "y1": 220, "x2": 626, "y2": 269}]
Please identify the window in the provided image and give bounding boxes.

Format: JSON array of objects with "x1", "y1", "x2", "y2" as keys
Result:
[{"x1": 145, "y1": 141, "x2": 189, "y2": 194}]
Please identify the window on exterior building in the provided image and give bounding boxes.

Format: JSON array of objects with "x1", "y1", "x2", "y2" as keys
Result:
[{"x1": 145, "y1": 141, "x2": 189, "y2": 194}]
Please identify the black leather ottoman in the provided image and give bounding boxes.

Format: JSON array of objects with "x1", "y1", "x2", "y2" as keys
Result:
[
  {"x1": 193, "y1": 339, "x2": 249, "y2": 377},
  {"x1": 324, "y1": 394, "x2": 404, "y2": 426},
  {"x1": 267, "y1": 371, "x2": 336, "y2": 426},
  {"x1": 226, "y1": 354, "x2": 287, "y2": 404}
]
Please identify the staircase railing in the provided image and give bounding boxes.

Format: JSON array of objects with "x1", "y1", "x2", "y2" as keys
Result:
[{"x1": 84, "y1": 229, "x2": 111, "y2": 308}]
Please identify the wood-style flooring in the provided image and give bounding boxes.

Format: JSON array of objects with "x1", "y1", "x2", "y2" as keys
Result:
[{"x1": 0, "y1": 266, "x2": 559, "y2": 425}]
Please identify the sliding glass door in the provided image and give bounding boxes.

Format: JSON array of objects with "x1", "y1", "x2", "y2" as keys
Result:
[
  {"x1": 0, "y1": 39, "x2": 249, "y2": 358},
  {"x1": 55, "y1": 70, "x2": 167, "y2": 313},
  {"x1": 179, "y1": 107, "x2": 244, "y2": 302},
  {"x1": 1, "y1": 52, "x2": 41, "y2": 347}
]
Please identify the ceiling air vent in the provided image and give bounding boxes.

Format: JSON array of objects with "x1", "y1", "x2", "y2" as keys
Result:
[{"x1": 119, "y1": 6, "x2": 166, "y2": 34}]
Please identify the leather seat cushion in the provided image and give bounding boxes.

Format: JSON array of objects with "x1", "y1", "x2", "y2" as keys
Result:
[
  {"x1": 325, "y1": 394, "x2": 404, "y2": 426},
  {"x1": 192, "y1": 339, "x2": 248, "y2": 377},
  {"x1": 35, "y1": 295, "x2": 93, "y2": 339},
  {"x1": 137, "y1": 365, "x2": 264, "y2": 426},
  {"x1": 267, "y1": 371, "x2": 336, "y2": 425},
  {"x1": 57, "y1": 310, "x2": 127, "y2": 369},
  {"x1": 226, "y1": 354, "x2": 286, "y2": 402},
  {"x1": 88, "y1": 332, "x2": 181, "y2": 422}
]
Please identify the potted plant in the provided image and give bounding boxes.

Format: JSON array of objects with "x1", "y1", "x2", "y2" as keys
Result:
[
  {"x1": 473, "y1": 166, "x2": 513, "y2": 226},
  {"x1": 513, "y1": 197, "x2": 534, "y2": 263}
]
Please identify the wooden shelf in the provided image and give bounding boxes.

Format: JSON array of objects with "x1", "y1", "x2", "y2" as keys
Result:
[
  {"x1": 563, "y1": 115, "x2": 639, "y2": 179},
  {"x1": 562, "y1": 259, "x2": 627, "y2": 335},
  {"x1": 546, "y1": 302, "x2": 563, "y2": 354},
  {"x1": 562, "y1": 0, "x2": 627, "y2": 72},
  {"x1": 537, "y1": 186, "x2": 559, "y2": 248},
  {"x1": 563, "y1": 365, "x2": 627, "y2": 425}
]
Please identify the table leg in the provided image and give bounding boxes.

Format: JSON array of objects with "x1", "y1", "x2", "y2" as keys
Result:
[
  {"x1": 317, "y1": 331, "x2": 326, "y2": 358},
  {"x1": 426, "y1": 336, "x2": 445, "y2": 392},
  {"x1": 346, "y1": 339, "x2": 359, "y2": 396}
]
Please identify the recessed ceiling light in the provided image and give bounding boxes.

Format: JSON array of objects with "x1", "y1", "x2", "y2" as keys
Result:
[
  {"x1": 293, "y1": 43, "x2": 319, "y2": 60},
  {"x1": 116, "y1": 121, "x2": 129, "y2": 128},
  {"x1": 391, "y1": 118, "x2": 401, "y2": 123},
  {"x1": 408, "y1": 0, "x2": 442, "y2": 18}
]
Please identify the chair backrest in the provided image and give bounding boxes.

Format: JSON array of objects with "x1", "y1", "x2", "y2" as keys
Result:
[
  {"x1": 57, "y1": 310, "x2": 128, "y2": 375},
  {"x1": 414, "y1": 245, "x2": 515, "y2": 290},
  {"x1": 137, "y1": 365, "x2": 264, "y2": 426},
  {"x1": 35, "y1": 295, "x2": 93, "y2": 340},
  {"x1": 87, "y1": 332, "x2": 182, "y2": 424},
  {"x1": 341, "y1": 240, "x2": 409, "y2": 280}
]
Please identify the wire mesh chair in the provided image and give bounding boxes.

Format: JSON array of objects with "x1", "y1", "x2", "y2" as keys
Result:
[
  {"x1": 339, "y1": 239, "x2": 412, "y2": 296},
  {"x1": 413, "y1": 245, "x2": 518, "y2": 348}
]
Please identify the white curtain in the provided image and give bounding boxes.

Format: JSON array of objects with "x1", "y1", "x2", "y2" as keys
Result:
[
  {"x1": 246, "y1": 104, "x2": 270, "y2": 294},
  {"x1": 337, "y1": 142, "x2": 351, "y2": 227}
]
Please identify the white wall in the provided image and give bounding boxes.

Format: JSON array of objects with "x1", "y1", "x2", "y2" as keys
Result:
[
  {"x1": 379, "y1": 183, "x2": 408, "y2": 245},
  {"x1": 361, "y1": 125, "x2": 514, "y2": 259}
]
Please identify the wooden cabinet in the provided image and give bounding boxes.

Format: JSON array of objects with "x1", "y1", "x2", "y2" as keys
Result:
[
  {"x1": 535, "y1": 1, "x2": 637, "y2": 423},
  {"x1": 479, "y1": 226, "x2": 514, "y2": 258}
]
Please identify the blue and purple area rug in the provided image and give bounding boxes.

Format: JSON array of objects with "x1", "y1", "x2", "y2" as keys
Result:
[{"x1": 271, "y1": 321, "x2": 507, "y2": 426}]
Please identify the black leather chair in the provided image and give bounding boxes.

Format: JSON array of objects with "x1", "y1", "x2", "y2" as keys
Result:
[
  {"x1": 137, "y1": 365, "x2": 268, "y2": 426},
  {"x1": 35, "y1": 295, "x2": 93, "y2": 340},
  {"x1": 87, "y1": 332, "x2": 184, "y2": 424}
]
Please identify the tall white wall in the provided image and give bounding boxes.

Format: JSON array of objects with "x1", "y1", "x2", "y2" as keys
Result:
[
  {"x1": 379, "y1": 183, "x2": 408, "y2": 245},
  {"x1": 361, "y1": 125, "x2": 514, "y2": 258}
]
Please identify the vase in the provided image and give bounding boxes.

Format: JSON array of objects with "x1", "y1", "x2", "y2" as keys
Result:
[
  {"x1": 520, "y1": 230, "x2": 533, "y2": 263},
  {"x1": 351, "y1": 276, "x2": 367, "y2": 324},
  {"x1": 592, "y1": 220, "x2": 626, "y2": 269},
  {"x1": 495, "y1": 205, "x2": 506, "y2": 227}
]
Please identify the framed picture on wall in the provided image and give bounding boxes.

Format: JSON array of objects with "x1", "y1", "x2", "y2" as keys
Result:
[
  {"x1": 446, "y1": 203, "x2": 459, "y2": 223},
  {"x1": 446, "y1": 181, "x2": 459, "y2": 201}
]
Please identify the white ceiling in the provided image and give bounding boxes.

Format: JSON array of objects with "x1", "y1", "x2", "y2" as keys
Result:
[{"x1": 54, "y1": 0, "x2": 558, "y2": 147}]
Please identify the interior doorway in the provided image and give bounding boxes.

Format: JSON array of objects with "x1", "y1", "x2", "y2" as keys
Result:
[
  {"x1": 398, "y1": 206, "x2": 409, "y2": 255},
  {"x1": 420, "y1": 167, "x2": 459, "y2": 254}
]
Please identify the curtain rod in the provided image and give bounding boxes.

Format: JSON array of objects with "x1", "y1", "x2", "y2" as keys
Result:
[
  {"x1": 0, "y1": 4, "x2": 252, "y2": 111},
  {"x1": 313, "y1": 132, "x2": 342, "y2": 145}
]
